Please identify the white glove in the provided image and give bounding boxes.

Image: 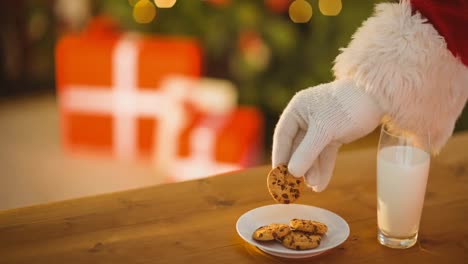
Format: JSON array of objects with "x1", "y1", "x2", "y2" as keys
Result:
[{"x1": 272, "y1": 80, "x2": 383, "y2": 192}]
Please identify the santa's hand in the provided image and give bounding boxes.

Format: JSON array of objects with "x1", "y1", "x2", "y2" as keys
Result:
[{"x1": 272, "y1": 80, "x2": 383, "y2": 192}]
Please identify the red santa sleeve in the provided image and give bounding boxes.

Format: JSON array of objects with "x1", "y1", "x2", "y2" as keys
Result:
[{"x1": 333, "y1": 0, "x2": 468, "y2": 153}]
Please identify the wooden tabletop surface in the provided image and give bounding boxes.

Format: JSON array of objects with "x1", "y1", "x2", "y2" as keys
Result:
[{"x1": 1, "y1": 132, "x2": 467, "y2": 264}]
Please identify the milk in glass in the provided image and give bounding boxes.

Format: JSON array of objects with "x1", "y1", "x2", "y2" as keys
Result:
[{"x1": 377, "y1": 146, "x2": 430, "y2": 238}]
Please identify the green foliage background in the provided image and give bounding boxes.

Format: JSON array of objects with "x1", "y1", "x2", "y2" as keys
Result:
[{"x1": 98, "y1": 0, "x2": 382, "y2": 111}]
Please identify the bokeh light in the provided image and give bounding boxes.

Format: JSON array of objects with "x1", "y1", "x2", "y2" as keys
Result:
[
  {"x1": 318, "y1": 0, "x2": 342, "y2": 16},
  {"x1": 289, "y1": 0, "x2": 312, "y2": 23},
  {"x1": 154, "y1": 0, "x2": 177, "y2": 8},
  {"x1": 133, "y1": 0, "x2": 157, "y2": 24}
]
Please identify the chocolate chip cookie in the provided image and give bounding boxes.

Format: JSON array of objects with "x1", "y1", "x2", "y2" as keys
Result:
[
  {"x1": 267, "y1": 165, "x2": 304, "y2": 204},
  {"x1": 252, "y1": 224, "x2": 291, "y2": 241},
  {"x1": 289, "y1": 219, "x2": 328, "y2": 235},
  {"x1": 281, "y1": 231, "x2": 322, "y2": 250}
]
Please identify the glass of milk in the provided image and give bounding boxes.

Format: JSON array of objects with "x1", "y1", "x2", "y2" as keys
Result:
[{"x1": 377, "y1": 125, "x2": 430, "y2": 249}]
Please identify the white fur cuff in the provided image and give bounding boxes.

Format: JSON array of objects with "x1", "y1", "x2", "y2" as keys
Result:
[{"x1": 333, "y1": 1, "x2": 468, "y2": 153}]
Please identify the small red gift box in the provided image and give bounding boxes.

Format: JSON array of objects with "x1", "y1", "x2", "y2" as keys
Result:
[{"x1": 170, "y1": 107, "x2": 263, "y2": 181}]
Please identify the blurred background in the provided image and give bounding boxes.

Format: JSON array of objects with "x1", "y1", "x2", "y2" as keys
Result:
[{"x1": 1, "y1": 0, "x2": 466, "y2": 210}]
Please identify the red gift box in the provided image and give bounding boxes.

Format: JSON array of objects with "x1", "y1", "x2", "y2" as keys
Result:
[
  {"x1": 170, "y1": 107, "x2": 263, "y2": 181},
  {"x1": 56, "y1": 30, "x2": 202, "y2": 159},
  {"x1": 55, "y1": 23, "x2": 264, "y2": 179}
]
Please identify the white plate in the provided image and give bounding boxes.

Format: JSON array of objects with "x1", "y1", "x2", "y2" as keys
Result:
[{"x1": 236, "y1": 204, "x2": 350, "y2": 258}]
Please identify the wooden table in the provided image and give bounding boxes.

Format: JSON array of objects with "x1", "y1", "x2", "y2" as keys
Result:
[{"x1": 1, "y1": 132, "x2": 467, "y2": 263}]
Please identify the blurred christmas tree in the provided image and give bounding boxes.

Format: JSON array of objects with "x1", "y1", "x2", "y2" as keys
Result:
[{"x1": 96, "y1": 0, "x2": 390, "y2": 149}]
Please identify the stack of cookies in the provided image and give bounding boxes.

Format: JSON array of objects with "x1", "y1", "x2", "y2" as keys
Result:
[{"x1": 252, "y1": 219, "x2": 328, "y2": 250}]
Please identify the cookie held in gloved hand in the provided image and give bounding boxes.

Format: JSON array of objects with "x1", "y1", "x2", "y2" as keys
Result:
[
  {"x1": 272, "y1": 80, "x2": 383, "y2": 192},
  {"x1": 267, "y1": 164, "x2": 304, "y2": 204}
]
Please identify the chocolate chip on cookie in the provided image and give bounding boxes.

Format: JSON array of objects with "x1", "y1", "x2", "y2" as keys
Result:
[
  {"x1": 252, "y1": 224, "x2": 291, "y2": 241},
  {"x1": 281, "y1": 231, "x2": 321, "y2": 250},
  {"x1": 289, "y1": 219, "x2": 328, "y2": 235},
  {"x1": 267, "y1": 165, "x2": 304, "y2": 204}
]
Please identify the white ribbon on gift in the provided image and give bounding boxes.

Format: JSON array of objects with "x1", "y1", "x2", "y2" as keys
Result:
[{"x1": 59, "y1": 35, "x2": 241, "y2": 178}]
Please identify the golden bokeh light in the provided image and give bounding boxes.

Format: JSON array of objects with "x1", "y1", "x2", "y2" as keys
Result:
[
  {"x1": 133, "y1": 0, "x2": 157, "y2": 24},
  {"x1": 318, "y1": 0, "x2": 342, "y2": 16},
  {"x1": 154, "y1": 0, "x2": 177, "y2": 8},
  {"x1": 289, "y1": 0, "x2": 313, "y2": 23}
]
